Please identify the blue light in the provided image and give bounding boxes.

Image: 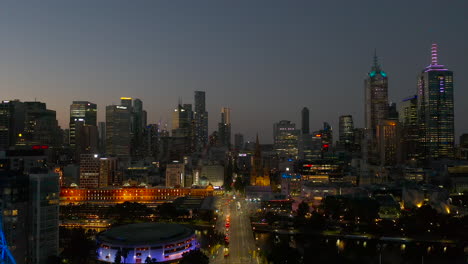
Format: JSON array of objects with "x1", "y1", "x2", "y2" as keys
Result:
[
  {"x1": 381, "y1": 71, "x2": 387, "y2": 77},
  {"x1": 369, "y1": 71, "x2": 376, "y2": 77}
]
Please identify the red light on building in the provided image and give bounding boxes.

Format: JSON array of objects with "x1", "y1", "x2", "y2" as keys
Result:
[
  {"x1": 41, "y1": 145, "x2": 49, "y2": 149},
  {"x1": 303, "y1": 164, "x2": 313, "y2": 167},
  {"x1": 315, "y1": 134, "x2": 322, "y2": 137},
  {"x1": 32, "y1": 145, "x2": 40, "y2": 150},
  {"x1": 323, "y1": 144, "x2": 329, "y2": 148}
]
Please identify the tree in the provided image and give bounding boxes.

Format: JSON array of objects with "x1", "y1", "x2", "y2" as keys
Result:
[
  {"x1": 145, "y1": 256, "x2": 157, "y2": 263},
  {"x1": 60, "y1": 228, "x2": 96, "y2": 264},
  {"x1": 158, "y1": 202, "x2": 178, "y2": 219},
  {"x1": 297, "y1": 201, "x2": 310, "y2": 219},
  {"x1": 114, "y1": 249, "x2": 122, "y2": 264},
  {"x1": 179, "y1": 250, "x2": 209, "y2": 264},
  {"x1": 233, "y1": 176, "x2": 246, "y2": 193}
]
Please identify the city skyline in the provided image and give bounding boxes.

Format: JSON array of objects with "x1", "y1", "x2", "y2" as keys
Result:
[{"x1": 1, "y1": 1, "x2": 467, "y2": 142}]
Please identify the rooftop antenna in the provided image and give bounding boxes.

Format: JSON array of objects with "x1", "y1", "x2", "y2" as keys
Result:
[{"x1": 431, "y1": 43, "x2": 438, "y2": 65}]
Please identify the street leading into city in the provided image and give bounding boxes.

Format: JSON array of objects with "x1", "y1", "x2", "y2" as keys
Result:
[{"x1": 212, "y1": 196, "x2": 258, "y2": 264}]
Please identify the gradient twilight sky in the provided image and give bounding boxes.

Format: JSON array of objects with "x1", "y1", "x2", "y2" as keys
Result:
[{"x1": 1, "y1": 1, "x2": 467, "y2": 143}]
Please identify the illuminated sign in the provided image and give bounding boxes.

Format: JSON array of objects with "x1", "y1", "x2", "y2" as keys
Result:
[
  {"x1": 238, "y1": 153, "x2": 247, "y2": 157},
  {"x1": 116, "y1": 106, "x2": 127, "y2": 109}
]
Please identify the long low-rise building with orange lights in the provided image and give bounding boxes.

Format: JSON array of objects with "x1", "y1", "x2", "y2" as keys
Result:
[{"x1": 60, "y1": 185, "x2": 214, "y2": 206}]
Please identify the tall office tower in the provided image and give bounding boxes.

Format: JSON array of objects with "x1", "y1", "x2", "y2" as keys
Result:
[
  {"x1": 299, "y1": 132, "x2": 323, "y2": 161},
  {"x1": 301, "y1": 107, "x2": 310, "y2": 134},
  {"x1": 132, "y1": 99, "x2": 147, "y2": 157},
  {"x1": 399, "y1": 95, "x2": 420, "y2": 162},
  {"x1": 273, "y1": 120, "x2": 300, "y2": 158},
  {"x1": 172, "y1": 103, "x2": 193, "y2": 137},
  {"x1": 234, "y1": 133, "x2": 244, "y2": 150},
  {"x1": 16, "y1": 101, "x2": 62, "y2": 148},
  {"x1": 376, "y1": 120, "x2": 400, "y2": 166},
  {"x1": 194, "y1": 91, "x2": 208, "y2": 151},
  {"x1": 79, "y1": 154, "x2": 100, "y2": 188},
  {"x1": 388, "y1": 102, "x2": 399, "y2": 120},
  {"x1": 461, "y1": 134, "x2": 468, "y2": 148},
  {"x1": 0, "y1": 171, "x2": 28, "y2": 264},
  {"x1": 106, "y1": 105, "x2": 131, "y2": 158},
  {"x1": 29, "y1": 171, "x2": 59, "y2": 264},
  {"x1": 218, "y1": 107, "x2": 231, "y2": 148},
  {"x1": 365, "y1": 52, "x2": 389, "y2": 138},
  {"x1": 320, "y1": 122, "x2": 333, "y2": 152},
  {"x1": 417, "y1": 44, "x2": 454, "y2": 160},
  {"x1": 69, "y1": 101, "x2": 97, "y2": 148},
  {"x1": 172, "y1": 103, "x2": 194, "y2": 159},
  {"x1": 120, "y1": 97, "x2": 133, "y2": 110},
  {"x1": 339, "y1": 115, "x2": 355, "y2": 150},
  {"x1": 0, "y1": 101, "x2": 13, "y2": 150},
  {"x1": 98, "y1": 121, "x2": 106, "y2": 153},
  {"x1": 74, "y1": 121, "x2": 99, "y2": 161},
  {"x1": 99, "y1": 157, "x2": 119, "y2": 187}
]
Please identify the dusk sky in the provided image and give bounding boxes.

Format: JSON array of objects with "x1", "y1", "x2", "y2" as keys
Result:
[{"x1": 1, "y1": 1, "x2": 467, "y2": 143}]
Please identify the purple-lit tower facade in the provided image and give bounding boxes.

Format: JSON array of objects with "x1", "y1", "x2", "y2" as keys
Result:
[{"x1": 417, "y1": 43, "x2": 454, "y2": 159}]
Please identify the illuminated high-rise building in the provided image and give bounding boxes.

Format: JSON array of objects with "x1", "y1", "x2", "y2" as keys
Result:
[
  {"x1": 417, "y1": 44, "x2": 454, "y2": 160},
  {"x1": 172, "y1": 102, "x2": 194, "y2": 159},
  {"x1": 365, "y1": 51, "x2": 389, "y2": 138},
  {"x1": 0, "y1": 101, "x2": 13, "y2": 150},
  {"x1": 105, "y1": 104, "x2": 131, "y2": 158},
  {"x1": 339, "y1": 115, "x2": 354, "y2": 150},
  {"x1": 218, "y1": 107, "x2": 231, "y2": 148},
  {"x1": 376, "y1": 120, "x2": 400, "y2": 166},
  {"x1": 273, "y1": 120, "x2": 300, "y2": 158},
  {"x1": 120, "y1": 97, "x2": 133, "y2": 110},
  {"x1": 132, "y1": 98, "x2": 147, "y2": 157},
  {"x1": 399, "y1": 95, "x2": 419, "y2": 161},
  {"x1": 69, "y1": 101, "x2": 97, "y2": 148},
  {"x1": 194, "y1": 91, "x2": 208, "y2": 151}
]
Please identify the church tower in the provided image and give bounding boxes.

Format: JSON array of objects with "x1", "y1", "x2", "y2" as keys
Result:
[{"x1": 250, "y1": 134, "x2": 270, "y2": 186}]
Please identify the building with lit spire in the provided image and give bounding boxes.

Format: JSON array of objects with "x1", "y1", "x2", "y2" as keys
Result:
[
  {"x1": 365, "y1": 51, "x2": 389, "y2": 138},
  {"x1": 417, "y1": 43, "x2": 454, "y2": 160}
]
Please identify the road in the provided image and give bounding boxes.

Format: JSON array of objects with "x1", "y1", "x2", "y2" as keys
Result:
[{"x1": 211, "y1": 196, "x2": 258, "y2": 264}]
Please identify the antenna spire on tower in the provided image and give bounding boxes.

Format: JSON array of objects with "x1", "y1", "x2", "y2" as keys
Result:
[
  {"x1": 431, "y1": 43, "x2": 438, "y2": 65},
  {"x1": 372, "y1": 48, "x2": 380, "y2": 71}
]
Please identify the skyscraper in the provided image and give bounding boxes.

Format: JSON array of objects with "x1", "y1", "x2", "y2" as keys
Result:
[
  {"x1": 106, "y1": 104, "x2": 131, "y2": 158},
  {"x1": 120, "y1": 97, "x2": 132, "y2": 110},
  {"x1": 69, "y1": 101, "x2": 97, "y2": 148},
  {"x1": 301, "y1": 107, "x2": 310, "y2": 135},
  {"x1": 132, "y1": 98, "x2": 147, "y2": 157},
  {"x1": 399, "y1": 95, "x2": 419, "y2": 161},
  {"x1": 218, "y1": 107, "x2": 231, "y2": 148},
  {"x1": 0, "y1": 101, "x2": 13, "y2": 150},
  {"x1": 320, "y1": 122, "x2": 333, "y2": 153},
  {"x1": 417, "y1": 44, "x2": 454, "y2": 160},
  {"x1": 365, "y1": 51, "x2": 389, "y2": 137},
  {"x1": 234, "y1": 133, "x2": 244, "y2": 150},
  {"x1": 29, "y1": 171, "x2": 59, "y2": 264},
  {"x1": 273, "y1": 120, "x2": 300, "y2": 158},
  {"x1": 172, "y1": 102, "x2": 194, "y2": 158},
  {"x1": 194, "y1": 91, "x2": 208, "y2": 151},
  {"x1": 339, "y1": 115, "x2": 354, "y2": 149}
]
